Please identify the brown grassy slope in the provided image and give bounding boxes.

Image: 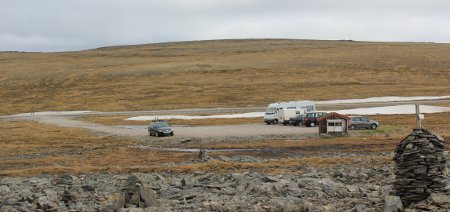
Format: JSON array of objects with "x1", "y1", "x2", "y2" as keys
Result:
[
  {"x1": 0, "y1": 120, "x2": 192, "y2": 176},
  {"x1": 1, "y1": 113, "x2": 448, "y2": 176},
  {"x1": 0, "y1": 120, "x2": 392, "y2": 176},
  {"x1": 1, "y1": 39, "x2": 450, "y2": 115}
]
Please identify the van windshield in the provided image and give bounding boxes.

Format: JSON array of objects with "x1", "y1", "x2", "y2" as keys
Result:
[{"x1": 265, "y1": 107, "x2": 276, "y2": 114}]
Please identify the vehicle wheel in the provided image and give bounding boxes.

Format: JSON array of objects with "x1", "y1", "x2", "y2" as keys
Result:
[
  {"x1": 309, "y1": 122, "x2": 315, "y2": 127},
  {"x1": 371, "y1": 124, "x2": 378, "y2": 129},
  {"x1": 293, "y1": 122, "x2": 299, "y2": 126},
  {"x1": 349, "y1": 124, "x2": 356, "y2": 130},
  {"x1": 155, "y1": 132, "x2": 160, "y2": 137},
  {"x1": 266, "y1": 122, "x2": 271, "y2": 125},
  {"x1": 273, "y1": 119, "x2": 278, "y2": 125},
  {"x1": 148, "y1": 131, "x2": 152, "y2": 136},
  {"x1": 170, "y1": 132, "x2": 174, "y2": 136}
]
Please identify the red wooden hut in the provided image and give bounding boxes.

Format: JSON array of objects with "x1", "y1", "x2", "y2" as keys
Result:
[{"x1": 317, "y1": 112, "x2": 350, "y2": 135}]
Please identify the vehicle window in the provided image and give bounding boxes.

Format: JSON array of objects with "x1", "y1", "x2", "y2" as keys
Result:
[
  {"x1": 361, "y1": 118, "x2": 368, "y2": 122},
  {"x1": 266, "y1": 107, "x2": 276, "y2": 114},
  {"x1": 154, "y1": 122, "x2": 170, "y2": 128}
]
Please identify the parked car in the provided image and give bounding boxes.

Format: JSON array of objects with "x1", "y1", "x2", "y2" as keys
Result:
[
  {"x1": 289, "y1": 114, "x2": 305, "y2": 126},
  {"x1": 148, "y1": 120, "x2": 174, "y2": 137},
  {"x1": 303, "y1": 112, "x2": 328, "y2": 127},
  {"x1": 348, "y1": 116, "x2": 379, "y2": 130}
]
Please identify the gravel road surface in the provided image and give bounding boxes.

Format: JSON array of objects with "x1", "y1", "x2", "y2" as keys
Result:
[
  {"x1": 34, "y1": 116, "x2": 316, "y2": 138},
  {"x1": 1, "y1": 98, "x2": 448, "y2": 139}
]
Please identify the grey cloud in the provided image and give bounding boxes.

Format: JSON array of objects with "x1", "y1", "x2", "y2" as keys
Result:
[{"x1": 1, "y1": 0, "x2": 449, "y2": 52}]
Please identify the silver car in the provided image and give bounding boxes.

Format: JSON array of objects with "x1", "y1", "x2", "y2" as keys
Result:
[{"x1": 348, "y1": 116, "x2": 379, "y2": 130}]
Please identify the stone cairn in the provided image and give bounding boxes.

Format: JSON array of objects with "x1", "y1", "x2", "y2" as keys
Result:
[
  {"x1": 197, "y1": 149, "x2": 212, "y2": 162},
  {"x1": 393, "y1": 128, "x2": 448, "y2": 206}
]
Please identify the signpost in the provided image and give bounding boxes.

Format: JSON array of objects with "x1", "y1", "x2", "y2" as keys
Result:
[{"x1": 415, "y1": 103, "x2": 423, "y2": 129}]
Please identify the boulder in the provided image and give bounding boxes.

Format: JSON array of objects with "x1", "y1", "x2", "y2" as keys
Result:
[
  {"x1": 428, "y1": 193, "x2": 450, "y2": 207},
  {"x1": 0, "y1": 185, "x2": 10, "y2": 195},
  {"x1": 383, "y1": 195, "x2": 403, "y2": 212},
  {"x1": 36, "y1": 196, "x2": 58, "y2": 211},
  {"x1": 104, "y1": 193, "x2": 125, "y2": 212},
  {"x1": 56, "y1": 174, "x2": 80, "y2": 186},
  {"x1": 347, "y1": 205, "x2": 366, "y2": 212},
  {"x1": 140, "y1": 185, "x2": 160, "y2": 207}
]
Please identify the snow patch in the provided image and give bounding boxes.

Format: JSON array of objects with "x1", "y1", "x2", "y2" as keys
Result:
[
  {"x1": 317, "y1": 95, "x2": 450, "y2": 105},
  {"x1": 125, "y1": 112, "x2": 265, "y2": 121},
  {"x1": 334, "y1": 105, "x2": 450, "y2": 115},
  {"x1": 126, "y1": 105, "x2": 450, "y2": 120}
]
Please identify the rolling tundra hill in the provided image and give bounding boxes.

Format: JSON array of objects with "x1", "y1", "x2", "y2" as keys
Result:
[{"x1": 1, "y1": 39, "x2": 449, "y2": 115}]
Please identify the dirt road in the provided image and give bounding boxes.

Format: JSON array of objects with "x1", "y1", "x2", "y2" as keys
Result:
[
  {"x1": 1, "y1": 98, "x2": 448, "y2": 139},
  {"x1": 34, "y1": 116, "x2": 316, "y2": 138}
]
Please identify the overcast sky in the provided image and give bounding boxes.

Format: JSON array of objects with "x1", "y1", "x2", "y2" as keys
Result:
[{"x1": 1, "y1": 0, "x2": 449, "y2": 52}]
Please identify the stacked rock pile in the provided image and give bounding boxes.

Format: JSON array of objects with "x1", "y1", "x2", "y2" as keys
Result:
[{"x1": 393, "y1": 128, "x2": 448, "y2": 207}]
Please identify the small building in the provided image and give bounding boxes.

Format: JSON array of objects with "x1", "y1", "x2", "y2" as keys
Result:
[{"x1": 317, "y1": 112, "x2": 350, "y2": 135}]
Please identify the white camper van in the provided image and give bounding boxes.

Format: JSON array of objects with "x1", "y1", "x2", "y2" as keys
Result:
[{"x1": 264, "y1": 101, "x2": 315, "y2": 125}]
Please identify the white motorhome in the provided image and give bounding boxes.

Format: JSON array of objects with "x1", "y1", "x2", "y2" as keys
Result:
[{"x1": 264, "y1": 101, "x2": 315, "y2": 125}]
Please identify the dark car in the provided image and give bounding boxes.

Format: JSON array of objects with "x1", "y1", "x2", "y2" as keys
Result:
[
  {"x1": 289, "y1": 114, "x2": 305, "y2": 126},
  {"x1": 303, "y1": 112, "x2": 327, "y2": 127},
  {"x1": 348, "y1": 116, "x2": 379, "y2": 130},
  {"x1": 148, "y1": 121, "x2": 174, "y2": 137}
]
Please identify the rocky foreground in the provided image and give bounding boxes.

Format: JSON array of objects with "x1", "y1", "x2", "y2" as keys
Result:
[{"x1": 0, "y1": 159, "x2": 448, "y2": 212}]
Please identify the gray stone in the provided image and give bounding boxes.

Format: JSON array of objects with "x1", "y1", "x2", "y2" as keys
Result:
[
  {"x1": 198, "y1": 149, "x2": 209, "y2": 160},
  {"x1": 126, "y1": 175, "x2": 142, "y2": 187},
  {"x1": 428, "y1": 193, "x2": 450, "y2": 206},
  {"x1": 181, "y1": 177, "x2": 194, "y2": 188},
  {"x1": 262, "y1": 176, "x2": 278, "y2": 183},
  {"x1": 43, "y1": 188, "x2": 58, "y2": 202},
  {"x1": 104, "y1": 193, "x2": 125, "y2": 212},
  {"x1": 119, "y1": 208, "x2": 144, "y2": 212},
  {"x1": 36, "y1": 196, "x2": 58, "y2": 211},
  {"x1": 1, "y1": 205, "x2": 20, "y2": 212},
  {"x1": 412, "y1": 166, "x2": 427, "y2": 175},
  {"x1": 0, "y1": 185, "x2": 10, "y2": 195},
  {"x1": 383, "y1": 195, "x2": 403, "y2": 212},
  {"x1": 134, "y1": 184, "x2": 159, "y2": 207},
  {"x1": 218, "y1": 155, "x2": 231, "y2": 162},
  {"x1": 347, "y1": 205, "x2": 366, "y2": 212}
]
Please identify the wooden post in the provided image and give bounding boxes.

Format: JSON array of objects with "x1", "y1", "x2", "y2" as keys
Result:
[{"x1": 415, "y1": 103, "x2": 421, "y2": 129}]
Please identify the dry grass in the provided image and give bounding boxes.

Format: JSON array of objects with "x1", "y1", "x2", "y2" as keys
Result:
[
  {"x1": 1, "y1": 39, "x2": 449, "y2": 115},
  {"x1": 192, "y1": 136, "x2": 398, "y2": 152},
  {"x1": 74, "y1": 115, "x2": 148, "y2": 125},
  {"x1": 1, "y1": 112, "x2": 448, "y2": 176},
  {"x1": 145, "y1": 156, "x2": 392, "y2": 175},
  {"x1": 367, "y1": 112, "x2": 450, "y2": 139},
  {"x1": 0, "y1": 120, "x2": 192, "y2": 176},
  {"x1": 178, "y1": 113, "x2": 450, "y2": 151},
  {"x1": 75, "y1": 115, "x2": 261, "y2": 126}
]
